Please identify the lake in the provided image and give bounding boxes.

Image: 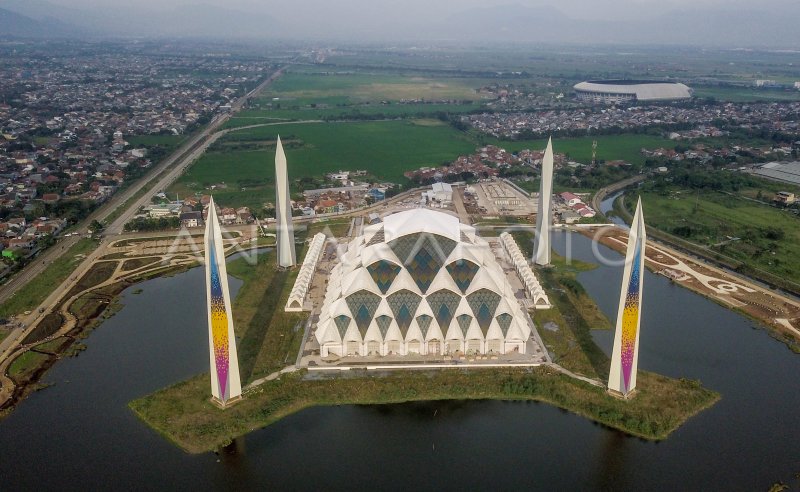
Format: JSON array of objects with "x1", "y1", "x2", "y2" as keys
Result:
[{"x1": 0, "y1": 232, "x2": 798, "y2": 491}]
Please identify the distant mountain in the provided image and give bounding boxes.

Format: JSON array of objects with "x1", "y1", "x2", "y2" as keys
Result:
[
  {"x1": 0, "y1": 0, "x2": 282, "y2": 39},
  {"x1": 0, "y1": 6, "x2": 85, "y2": 37},
  {"x1": 0, "y1": 8, "x2": 42, "y2": 36}
]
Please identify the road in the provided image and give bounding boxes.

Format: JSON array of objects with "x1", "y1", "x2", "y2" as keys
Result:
[
  {"x1": 0, "y1": 68, "x2": 285, "y2": 307},
  {"x1": 590, "y1": 173, "x2": 648, "y2": 217}
]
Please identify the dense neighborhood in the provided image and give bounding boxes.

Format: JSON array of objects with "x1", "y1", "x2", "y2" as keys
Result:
[{"x1": 0, "y1": 40, "x2": 272, "y2": 263}]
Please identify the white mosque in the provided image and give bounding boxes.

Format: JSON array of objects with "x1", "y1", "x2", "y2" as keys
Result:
[{"x1": 314, "y1": 208, "x2": 548, "y2": 358}]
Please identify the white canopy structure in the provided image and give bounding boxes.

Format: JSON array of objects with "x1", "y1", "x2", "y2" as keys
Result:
[
  {"x1": 499, "y1": 232, "x2": 550, "y2": 308},
  {"x1": 285, "y1": 232, "x2": 326, "y2": 312},
  {"x1": 315, "y1": 209, "x2": 538, "y2": 358}
]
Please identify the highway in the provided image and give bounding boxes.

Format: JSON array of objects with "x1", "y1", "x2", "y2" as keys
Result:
[{"x1": 589, "y1": 173, "x2": 648, "y2": 217}]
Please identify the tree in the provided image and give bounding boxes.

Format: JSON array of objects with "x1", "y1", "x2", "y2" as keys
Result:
[{"x1": 89, "y1": 220, "x2": 105, "y2": 233}]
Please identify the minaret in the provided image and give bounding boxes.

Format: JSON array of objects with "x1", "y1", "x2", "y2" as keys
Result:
[
  {"x1": 608, "y1": 197, "x2": 646, "y2": 398},
  {"x1": 205, "y1": 197, "x2": 242, "y2": 407},
  {"x1": 275, "y1": 135, "x2": 296, "y2": 268},
  {"x1": 534, "y1": 137, "x2": 554, "y2": 266}
]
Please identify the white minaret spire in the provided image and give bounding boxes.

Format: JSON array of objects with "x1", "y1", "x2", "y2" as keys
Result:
[
  {"x1": 205, "y1": 196, "x2": 242, "y2": 406},
  {"x1": 275, "y1": 135, "x2": 296, "y2": 268},
  {"x1": 534, "y1": 137, "x2": 554, "y2": 266},
  {"x1": 608, "y1": 197, "x2": 646, "y2": 398}
]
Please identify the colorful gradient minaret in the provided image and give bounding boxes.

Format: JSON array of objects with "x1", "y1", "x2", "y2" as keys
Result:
[
  {"x1": 534, "y1": 137, "x2": 553, "y2": 266},
  {"x1": 608, "y1": 197, "x2": 646, "y2": 398},
  {"x1": 205, "y1": 196, "x2": 242, "y2": 406}
]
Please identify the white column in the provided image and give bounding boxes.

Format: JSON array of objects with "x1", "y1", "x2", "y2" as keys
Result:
[
  {"x1": 535, "y1": 137, "x2": 554, "y2": 266},
  {"x1": 275, "y1": 135, "x2": 296, "y2": 268}
]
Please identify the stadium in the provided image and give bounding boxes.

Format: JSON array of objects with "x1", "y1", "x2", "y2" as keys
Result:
[{"x1": 573, "y1": 80, "x2": 693, "y2": 104}]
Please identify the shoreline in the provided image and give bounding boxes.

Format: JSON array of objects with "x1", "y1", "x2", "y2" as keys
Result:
[
  {"x1": 0, "y1": 260, "x2": 198, "y2": 414},
  {"x1": 578, "y1": 226, "x2": 800, "y2": 352},
  {"x1": 130, "y1": 367, "x2": 720, "y2": 454}
]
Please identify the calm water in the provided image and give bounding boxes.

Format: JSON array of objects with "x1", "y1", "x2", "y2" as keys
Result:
[{"x1": 0, "y1": 235, "x2": 798, "y2": 491}]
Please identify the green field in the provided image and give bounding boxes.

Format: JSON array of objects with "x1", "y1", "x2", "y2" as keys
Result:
[
  {"x1": 0, "y1": 238, "x2": 98, "y2": 318},
  {"x1": 171, "y1": 116, "x2": 677, "y2": 211},
  {"x1": 692, "y1": 86, "x2": 800, "y2": 102},
  {"x1": 264, "y1": 71, "x2": 488, "y2": 103},
  {"x1": 222, "y1": 70, "x2": 492, "y2": 128},
  {"x1": 635, "y1": 189, "x2": 800, "y2": 287},
  {"x1": 224, "y1": 102, "x2": 481, "y2": 128},
  {"x1": 126, "y1": 134, "x2": 186, "y2": 151},
  {"x1": 168, "y1": 119, "x2": 477, "y2": 209}
]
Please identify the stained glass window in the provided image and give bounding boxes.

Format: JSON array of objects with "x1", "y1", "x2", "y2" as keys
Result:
[
  {"x1": 496, "y1": 312, "x2": 513, "y2": 337},
  {"x1": 416, "y1": 314, "x2": 433, "y2": 339},
  {"x1": 427, "y1": 289, "x2": 460, "y2": 333},
  {"x1": 389, "y1": 233, "x2": 456, "y2": 293},
  {"x1": 467, "y1": 289, "x2": 501, "y2": 336},
  {"x1": 366, "y1": 260, "x2": 401, "y2": 294},
  {"x1": 457, "y1": 314, "x2": 473, "y2": 338},
  {"x1": 376, "y1": 315, "x2": 392, "y2": 339},
  {"x1": 345, "y1": 290, "x2": 381, "y2": 336},
  {"x1": 446, "y1": 259, "x2": 480, "y2": 293},
  {"x1": 387, "y1": 289, "x2": 422, "y2": 336},
  {"x1": 366, "y1": 228, "x2": 385, "y2": 246},
  {"x1": 334, "y1": 315, "x2": 351, "y2": 339}
]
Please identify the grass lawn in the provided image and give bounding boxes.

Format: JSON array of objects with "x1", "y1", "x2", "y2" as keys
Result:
[
  {"x1": 636, "y1": 189, "x2": 800, "y2": 284},
  {"x1": 534, "y1": 257, "x2": 613, "y2": 380},
  {"x1": 0, "y1": 238, "x2": 98, "y2": 318},
  {"x1": 33, "y1": 337, "x2": 70, "y2": 353},
  {"x1": 130, "y1": 364, "x2": 718, "y2": 454},
  {"x1": 307, "y1": 218, "x2": 352, "y2": 239},
  {"x1": 226, "y1": 247, "x2": 306, "y2": 384},
  {"x1": 8, "y1": 350, "x2": 51, "y2": 381}
]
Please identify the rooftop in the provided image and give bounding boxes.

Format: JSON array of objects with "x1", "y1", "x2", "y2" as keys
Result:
[{"x1": 382, "y1": 208, "x2": 461, "y2": 243}]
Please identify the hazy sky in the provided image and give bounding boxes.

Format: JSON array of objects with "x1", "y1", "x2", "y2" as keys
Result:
[
  {"x1": 14, "y1": 0, "x2": 800, "y2": 45},
  {"x1": 43, "y1": 0, "x2": 793, "y2": 21}
]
